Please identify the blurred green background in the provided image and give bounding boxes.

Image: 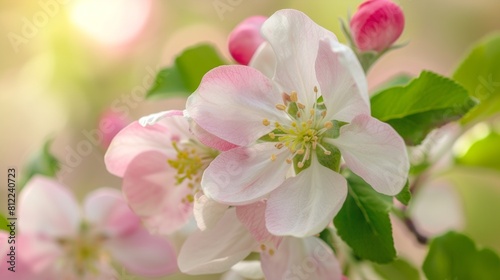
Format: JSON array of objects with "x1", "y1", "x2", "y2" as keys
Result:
[{"x1": 1, "y1": 0, "x2": 500, "y2": 279}]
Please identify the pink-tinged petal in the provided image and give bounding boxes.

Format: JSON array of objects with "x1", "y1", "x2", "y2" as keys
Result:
[
  {"x1": 249, "y1": 42, "x2": 276, "y2": 79},
  {"x1": 190, "y1": 121, "x2": 238, "y2": 152},
  {"x1": 99, "y1": 109, "x2": 129, "y2": 149},
  {"x1": 83, "y1": 188, "x2": 141, "y2": 237},
  {"x1": 228, "y1": 16, "x2": 267, "y2": 65},
  {"x1": 266, "y1": 158, "x2": 347, "y2": 237},
  {"x1": 122, "y1": 151, "x2": 192, "y2": 234},
  {"x1": 316, "y1": 38, "x2": 370, "y2": 122},
  {"x1": 105, "y1": 228, "x2": 178, "y2": 277},
  {"x1": 202, "y1": 142, "x2": 290, "y2": 205},
  {"x1": 19, "y1": 176, "x2": 80, "y2": 238},
  {"x1": 186, "y1": 65, "x2": 285, "y2": 146},
  {"x1": 0, "y1": 233, "x2": 56, "y2": 280},
  {"x1": 327, "y1": 114, "x2": 409, "y2": 195},
  {"x1": 18, "y1": 234, "x2": 62, "y2": 278},
  {"x1": 105, "y1": 114, "x2": 190, "y2": 177},
  {"x1": 261, "y1": 237, "x2": 342, "y2": 280},
  {"x1": 261, "y1": 9, "x2": 337, "y2": 107},
  {"x1": 236, "y1": 202, "x2": 282, "y2": 248},
  {"x1": 178, "y1": 208, "x2": 257, "y2": 275},
  {"x1": 193, "y1": 193, "x2": 229, "y2": 231}
]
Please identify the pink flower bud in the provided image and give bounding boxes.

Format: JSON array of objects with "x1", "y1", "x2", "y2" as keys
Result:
[
  {"x1": 228, "y1": 16, "x2": 267, "y2": 65},
  {"x1": 350, "y1": 0, "x2": 405, "y2": 52}
]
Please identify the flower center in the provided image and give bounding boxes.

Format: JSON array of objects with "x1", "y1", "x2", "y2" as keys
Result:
[
  {"x1": 167, "y1": 139, "x2": 219, "y2": 203},
  {"x1": 57, "y1": 223, "x2": 110, "y2": 277},
  {"x1": 262, "y1": 88, "x2": 335, "y2": 169}
]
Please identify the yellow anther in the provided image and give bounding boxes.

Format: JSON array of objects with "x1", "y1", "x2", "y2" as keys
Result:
[
  {"x1": 269, "y1": 249, "x2": 275, "y2": 256},
  {"x1": 297, "y1": 103, "x2": 306, "y2": 109},
  {"x1": 310, "y1": 109, "x2": 315, "y2": 115},
  {"x1": 291, "y1": 122, "x2": 297, "y2": 127},
  {"x1": 262, "y1": 119, "x2": 270, "y2": 126},
  {"x1": 261, "y1": 244, "x2": 267, "y2": 251},
  {"x1": 286, "y1": 158, "x2": 292, "y2": 164},
  {"x1": 321, "y1": 111, "x2": 327, "y2": 118},
  {"x1": 324, "y1": 150, "x2": 332, "y2": 155},
  {"x1": 268, "y1": 132, "x2": 276, "y2": 139},
  {"x1": 290, "y1": 91, "x2": 298, "y2": 102},
  {"x1": 271, "y1": 154, "x2": 277, "y2": 161},
  {"x1": 297, "y1": 149, "x2": 305, "y2": 155},
  {"x1": 186, "y1": 194, "x2": 194, "y2": 203},
  {"x1": 275, "y1": 143, "x2": 284, "y2": 149},
  {"x1": 297, "y1": 162, "x2": 304, "y2": 168},
  {"x1": 275, "y1": 104, "x2": 287, "y2": 111},
  {"x1": 324, "y1": 121, "x2": 333, "y2": 129},
  {"x1": 297, "y1": 112, "x2": 301, "y2": 118},
  {"x1": 314, "y1": 86, "x2": 318, "y2": 93}
]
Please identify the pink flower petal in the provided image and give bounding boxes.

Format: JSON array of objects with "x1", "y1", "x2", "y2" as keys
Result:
[
  {"x1": 327, "y1": 114, "x2": 409, "y2": 195},
  {"x1": 315, "y1": 38, "x2": 370, "y2": 122},
  {"x1": 105, "y1": 228, "x2": 178, "y2": 277},
  {"x1": 122, "y1": 151, "x2": 192, "y2": 234},
  {"x1": 83, "y1": 188, "x2": 141, "y2": 237},
  {"x1": 187, "y1": 65, "x2": 285, "y2": 146},
  {"x1": 266, "y1": 158, "x2": 347, "y2": 237},
  {"x1": 19, "y1": 176, "x2": 80, "y2": 238},
  {"x1": 105, "y1": 114, "x2": 190, "y2": 177},
  {"x1": 190, "y1": 121, "x2": 238, "y2": 152},
  {"x1": 249, "y1": 42, "x2": 276, "y2": 79},
  {"x1": 261, "y1": 237, "x2": 342, "y2": 280},
  {"x1": 178, "y1": 208, "x2": 257, "y2": 275},
  {"x1": 193, "y1": 193, "x2": 229, "y2": 231},
  {"x1": 202, "y1": 142, "x2": 290, "y2": 205},
  {"x1": 236, "y1": 202, "x2": 282, "y2": 248},
  {"x1": 228, "y1": 16, "x2": 267, "y2": 65},
  {"x1": 261, "y1": 9, "x2": 337, "y2": 107}
]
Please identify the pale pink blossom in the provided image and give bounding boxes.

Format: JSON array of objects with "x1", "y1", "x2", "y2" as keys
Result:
[
  {"x1": 228, "y1": 16, "x2": 267, "y2": 65},
  {"x1": 178, "y1": 202, "x2": 342, "y2": 280},
  {"x1": 105, "y1": 110, "x2": 231, "y2": 234},
  {"x1": 186, "y1": 9, "x2": 409, "y2": 237},
  {"x1": 350, "y1": 0, "x2": 405, "y2": 52},
  {"x1": 17, "y1": 176, "x2": 177, "y2": 279},
  {"x1": 99, "y1": 110, "x2": 129, "y2": 149}
]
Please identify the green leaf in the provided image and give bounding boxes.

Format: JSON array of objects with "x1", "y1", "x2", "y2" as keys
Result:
[
  {"x1": 20, "y1": 138, "x2": 60, "y2": 189},
  {"x1": 372, "y1": 258, "x2": 420, "y2": 280},
  {"x1": 395, "y1": 181, "x2": 411, "y2": 206},
  {"x1": 423, "y1": 231, "x2": 500, "y2": 280},
  {"x1": 455, "y1": 131, "x2": 500, "y2": 171},
  {"x1": 333, "y1": 172, "x2": 396, "y2": 263},
  {"x1": 453, "y1": 34, "x2": 500, "y2": 124},
  {"x1": 0, "y1": 213, "x2": 9, "y2": 232},
  {"x1": 319, "y1": 228, "x2": 336, "y2": 252},
  {"x1": 371, "y1": 71, "x2": 475, "y2": 145},
  {"x1": 147, "y1": 44, "x2": 227, "y2": 99}
]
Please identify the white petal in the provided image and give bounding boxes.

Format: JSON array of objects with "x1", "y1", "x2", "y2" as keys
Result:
[
  {"x1": 316, "y1": 38, "x2": 370, "y2": 122},
  {"x1": 261, "y1": 237, "x2": 342, "y2": 280},
  {"x1": 327, "y1": 114, "x2": 409, "y2": 195},
  {"x1": 232, "y1": 260, "x2": 265, "y2": 279},
  {"x1": 193, "y1": 193, "x2": 229, "y2": 231},
  {"x1": 261, "y1": 9, "x2": 337, "y2": 107},
  {"x1": 249, "y1": 42, "x2": 276, "y2": 79},
  {"x1": 202, "y1": 142, "x2": 290, "y2": 205},
  {"x1": 138, "y1": 110, "x2": 183, "y2": 126},
  {"x1": 178, "y1": 208, "x2": 257, "y2": 275},
  {"x1": 266, "y1": 158, "x2": 347, "y2": 237}
]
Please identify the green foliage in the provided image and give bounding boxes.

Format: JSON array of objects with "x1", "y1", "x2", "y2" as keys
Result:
[
  {"x1": 334, "y1": 172, "x2": 396, "y2": 263},
  {"x1": 373, "y1": 74, "x2": 413, "y2": 93},
  {"x1": 147, "y1": 44, "x2": 227, "y2": 99},
  {"x1": 0, "y1": 213, "x2": 8, "y2": 232},
  {"x1": 423, "y1": 231, "x2": 500, "y2": 280},
  {"x1": 455, "y1": 131, "x2": 500, "y2": 171},
  {"x1": 371, "y1": 71, "x2": 475, "y2": 145},
  {"x1": 372, "y1": 258, "x2": 420, "y2": 280},
  {"x1": 395, "y1": 181, "x2": 411, "y2": 206},
  {"x1": 20, "y1": 138, "x2": 60, "y2": 189},
  {"x1": 453, "y1": 34, "x2": 500, "y2": 123}
]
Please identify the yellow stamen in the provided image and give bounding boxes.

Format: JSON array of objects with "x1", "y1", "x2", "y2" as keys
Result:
[
  {"x1": 262, "y1": 119, "x2": 270, "y2": 126},
  {"x1": 275, "y1": 104, "x2": 287, "y2": 111}
]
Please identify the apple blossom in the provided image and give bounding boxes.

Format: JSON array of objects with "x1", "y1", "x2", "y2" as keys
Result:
[
  {"x1": 99, "y1": 110, "x2": 129, "y2": 149},
  {"x1": 186, "y1": 9, "x2": 409, "y2": 237},
  {"x1": 104, "y1": 110, "x2": 232, "y2": 234},
  {"x1": 178, "y1": 202, "x2": 342, "y2": 280},
  {"x1": 17, "y1": 176, "x2": 177, "y2": 279},
  {"x1": 350, "y1": 0, "x2": 405, "y2": 52},
  {"x1": 228, "y1": 16, "x2": 267, "y2": 65}
]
